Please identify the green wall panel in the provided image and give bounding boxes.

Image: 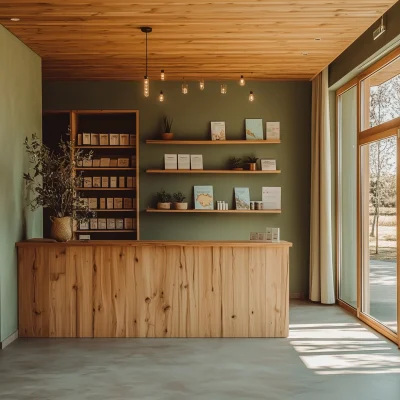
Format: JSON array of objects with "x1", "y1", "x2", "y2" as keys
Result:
[
  {"x1": 0, "y1": 25, "x2": 42, "y2": 342},
  {"x1": 43, "y1": 80, "x2": 311, "y2": 296}
]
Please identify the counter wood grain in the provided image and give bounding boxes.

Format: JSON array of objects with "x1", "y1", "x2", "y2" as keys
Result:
[{"x1": 17, "y1": 241, "x2": 291, "y2": 338}]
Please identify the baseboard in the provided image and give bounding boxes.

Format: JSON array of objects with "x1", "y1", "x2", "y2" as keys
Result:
[
  {"x1": 290, "y1": 293, "x2": 306, "y2": 300},
  {"x1": 0, "y1": 331, "x2": 18, "y2": 350}
]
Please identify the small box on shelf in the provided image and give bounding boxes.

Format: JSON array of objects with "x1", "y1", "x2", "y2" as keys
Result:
[
  {"x1": 99, "y1": 198, "x2": 106, "y2": 209},
  {"x1": 110, "y1": 177, "x2": 117, "y2": 188},
  {"x1": 114, "y1": 198, "x2": 123, "y2": 209},
  {"x1": 77, "y1": 134, "x2": 83, "y2": 146},
  {"x1": 107, "y1": 218, "x2": 116, "y2": 230},
  {"x1": 101, "y1": 176, "x2": 109, "y2": 187},
  {"x1": 93, "y1": 159, "x2": 100, "y2": 167},
  {"x1": 93, "y1": 177, "x2": 101, "y2": 187},
  {"x1": 79, "y1": 221, "x2": 89, "y2": 230},
  {"x1": 100, "y1": 158, "x2": 111, "y2": 167},
  {"x1": 118, "y1": 158, "x2": 130, "y2": 168},
  {"x1": 89, "y1": 198, "x2": 97, "y2": 209},
  {"x1": 126, "y1": 177, "x2": 135, "y2": 188},
  {"x1": 110, "y1": 134, "x2": 119, "y2": 146},
  {"x1": 107, "y1": 198, "x2": 114, "y2": 209},
  {"x1": 124, "y1": 218, "x2": 133, "y2": 230},
  {"x1": 123, "y1": 198, "x2": 133, "y2": 209},
  {"x1": 110, "y1": 158, "x2": 118, "y2": 167},
  {"x1": 83, "y1": 159, "x2": 92, "y2": 168},
  {"x1": 91, "y1": 133, "x2": 99, "y2": 146},
  {"x1": 129, "y1": 134, "x2": 136, "y2": 146},
  {"x1": 98, "y1": 218, "x2": 107, "y2": 230},
  {"x1": 83, "y1": 177, "x2": 92, "y2": 188},
  {"x1": 119, "y1": 176, "x2": 125, "y2": 188},
  {"x1": 120, "y1": 134, "x2": 129, "y2": 146},
  {"x1": 90, "y1": 218, "x2": 98, "y2": 230},
  {"x1": 82, "y1": 133, "x2": 91, "y2": 145},
  {"x1": 100, "y1": 134, "x2": 109, "y2": 146},
  {"x1": 116, "y1": 218, "x2": 124, "y2": 230}
]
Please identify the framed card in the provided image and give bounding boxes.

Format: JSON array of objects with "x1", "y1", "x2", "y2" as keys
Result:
[
  {"x1": 101, "y1": 176, "x2": 109, "y2": 187},
  {"x1": 90, "y1": 218, "x2": 98, "y2": 230},
  {"x1": 107, "y1": 198, "x2": 114, "y2": 209},
  {"x1": 119, "y1": 134, "x2": 129, "y2": 146},
  {"x1": 190, "y1": 154, "x2": 203, "y2": 170},
  {"x1": 90, "y1": 133, "x2": 99, "y2": 146},
  {"x1": 245, "y1": 119, "x2": 263, "y2": 140},
  {"x1": 99, "y1": 134, "x2": 109, "y2": 146},
  {"x1": 211, "y1": 121, "x2": 226, "y2": 141},
  {"x1": 261, "y1": 159, "x2": 277, "y2": 171},
  {"x1": 194, "y1": 186, "x2": 214, "y2": 209},
  {"x1": 82, "y1": 133, "x2": 91, "y2": 145},
  {"x1": 165, "y1": 154, "x2": 178, "y2": 170},
  {"x1": 98, "y1": 218, "x2": 107, "y2": 230},
  {"x1": 178, "y1": 154, "x2": 190, "y2": 170},
  {"x1": 110, "y1": 134, "x2": 119, "y2": 146},
  {"x1": 107, "y1": 218, "x2": 116, "y2": 230},
  {"x1": 266, "y1": 122, "x2": 280, "y2": 140},
  {"x1": 234, "y1": 187, "x2": 251, "y2": 210}
]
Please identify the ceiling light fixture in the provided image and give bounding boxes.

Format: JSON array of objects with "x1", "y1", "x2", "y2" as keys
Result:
[
  {"x1": 239, "y1": 75, "x2": 245, "y2": 86},
  {"x1": 140, "y1": 26, "x2": 152, "y2": 97},
  {"x1": 10, "y1": 18, "x2": 20, "y2": 22},
  {"x1": 159, "y1": 91, "x2": 164, "y2": 102},
  {"x1": 221, "y1": 84, "x2": 227, "y2": 94},
  {"x1": 249, "y1": 91, "x2": 254, "y2": 102},
  {"x1": 199, "y1": 79, "x2": 205, "y2": 90},
  {"x1": 161, "y1": 69, "x2": 165, "y2": 81},
  {"x1": 182, "y1": 79, "x2": 188, "y2": 94}
]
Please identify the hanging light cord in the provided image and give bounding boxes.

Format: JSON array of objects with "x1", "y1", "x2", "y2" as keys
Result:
[{"x1": 145, "y1": 31, "x2": 148, "y2": 77}]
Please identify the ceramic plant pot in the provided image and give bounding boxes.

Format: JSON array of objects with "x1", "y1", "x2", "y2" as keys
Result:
[
  {"x1": 174, "y1": 202, "x2": 188, "y2": 210},
  {"x1": 50, "y1": 216, "x2": 73, "y2": 242},
  {"x1": 162, "y1": 133, "x2": 174, "y2": 140},
  {"x1": 157, "y1": 202, "x2": 171, "y2": 210}
]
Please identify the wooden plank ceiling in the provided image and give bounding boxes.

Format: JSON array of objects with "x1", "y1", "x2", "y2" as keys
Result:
[{"x1": 0, "y1": 1, "x2": 397, "y2": 81}]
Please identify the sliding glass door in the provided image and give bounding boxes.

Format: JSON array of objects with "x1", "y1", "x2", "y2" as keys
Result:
[
  {"x1": 336, "y1": 46, "x2": 400, "y2": 346},
  {"x1": 360, "y1": 135, "x2": 398, "y2": 334}
]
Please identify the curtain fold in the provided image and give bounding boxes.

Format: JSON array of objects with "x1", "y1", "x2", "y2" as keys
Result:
[{"x1": 309, "y1": 68, "x2": 335, "y2": 304}]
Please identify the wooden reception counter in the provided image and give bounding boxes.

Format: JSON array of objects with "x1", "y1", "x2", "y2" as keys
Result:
[{"x1": 16, "y1": 240, "x2": 292, "y2": 338}]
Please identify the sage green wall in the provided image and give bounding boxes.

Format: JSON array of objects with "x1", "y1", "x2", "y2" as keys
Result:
[
  {"x1": 0, "y1": 26, "x2": 42, "y2": 342},
  {"x1": 43, "y1": 80, "x2": 312, "y2": 296}
]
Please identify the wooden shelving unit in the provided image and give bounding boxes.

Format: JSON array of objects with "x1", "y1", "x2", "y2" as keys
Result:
[
  {"x1": 91, "y1": 209, "x2": 136, "y2": 212},
  {"x1": 76, "y1": 188, "x2": 136, "y2": 191},
  {"x1": 76, "y1": 145, "x2": 135, "y2": 149},
  {"x1": 75, "y1": 230, "x2": 136, "y2": 233},
  {"x1": 70, "y1": 109, "x2": 140, "y2": 240},
  {"x1": 146, "y1": 208, "x2": 281, "y2": 214},
  {"x1": 146, "y1": 169, "x2": 281, "y2": 174},
  {"x1": 146, "y1": 139, "x2": 280, "y2": 145},
  {"x1": 75, "y1": 167, "x2": 136, "y2": 171}
]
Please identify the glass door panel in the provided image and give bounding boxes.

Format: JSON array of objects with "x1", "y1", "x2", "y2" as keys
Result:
[{"x1": 361, "y1": 136, "x2": 397, "y2": 333}]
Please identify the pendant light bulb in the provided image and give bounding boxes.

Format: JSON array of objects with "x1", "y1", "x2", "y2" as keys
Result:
[
  {"x1": 159, "y1": 90, "x2": 164, "y2": 102},
  {"x1": 144, "y1": 76, "x2": 149, "y2": 97},
  {"x1": 161, "y1": 70, "x2": 165, "y2": 81},
  {"x1": 249, "y1": 91, "x2": 254, "y2": 102},
  {"x1": 240, "y1": 75, "x2": 245, "y2": 86},
  {"x1": 182, "y1": 82, "x2": 188, "y2": 94},
  {"x1": 199, "y1": 79, "x2": 205, "y2": 90},
  {"x1": 221, "y1": 84, "x2": 227, "y2": 94}
]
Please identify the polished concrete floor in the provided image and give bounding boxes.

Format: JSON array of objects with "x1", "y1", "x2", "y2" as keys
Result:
[{"x1": 0, "y1": 301, "x2": 399, "y2": 400}]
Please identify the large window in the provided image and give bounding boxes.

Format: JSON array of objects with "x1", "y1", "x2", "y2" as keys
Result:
[{"x1": 337, "y1": 48, "x2": 400, "y2": 346}]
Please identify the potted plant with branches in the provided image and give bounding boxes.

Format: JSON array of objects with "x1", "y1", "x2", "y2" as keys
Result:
[
  {"x1": 173, "y1": 191, "x2": 188, "y2": 210},
  {"x1": 228, "y1": 156, "x2": 243, "y2": 171},
  {"x1": 23, "y1": 133, "x2": 95, "y2": 242},
  {"x1": 156, "y1": 188, "x2": 172, "y2": 209},
  {"x1": 246, "y1": 156, "x2": 259, "y2": 171},
  {"x1": 162, "y1": 116, "x2": 174, "y2": 140}
]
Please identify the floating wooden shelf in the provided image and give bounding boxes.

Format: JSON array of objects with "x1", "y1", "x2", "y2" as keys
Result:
[
  {"x1": 75, "y1": 168, "x2": 136, "y2": 171},
  {"x1": 146, "y1": 139, "x2": 280, "y2": 145},
  {"x1": 146, "y1": 169, "x2": 281, "y2": 174},
  {"x1": 75, "y1": 146, "x2": 136, "y2": 149},
  {"x1": 75, "y1": 230, "x2": 136, "y2": 233},
  {"x1": 90, "y1": 209, "x2": 136, "y2": 212},
  {"x1": 146, "y1": 208, "x2": 281, "y2": 214},
  {"x1": 76, "y1": 187, "x2": 136, "y2": 191}
]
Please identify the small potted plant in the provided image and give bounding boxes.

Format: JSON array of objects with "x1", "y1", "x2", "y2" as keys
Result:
[
  {"x1": 247, "y1": 156, "x2": 259, "y2": 171},
  {"x1": 156, "y1": 189, "x2": 172, "y2": 209},
  {"x1": 228, "y1": 156, "x2": 243, "y2": 171},
  {"x1": 162, "y1": 116, "x2": 174, "y2": 140},
  {"x1": 173, "y1": 191, "x2": 188, "y2": 210}
]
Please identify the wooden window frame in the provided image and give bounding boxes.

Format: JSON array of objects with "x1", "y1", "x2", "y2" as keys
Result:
[{"x1": 336, "y1": 46, "x2": 400, "y2": 348}]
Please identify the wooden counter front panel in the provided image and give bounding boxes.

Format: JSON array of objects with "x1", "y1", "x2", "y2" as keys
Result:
[{"x1": 18, "y1": 245, "x2": 289, "y2": 338}]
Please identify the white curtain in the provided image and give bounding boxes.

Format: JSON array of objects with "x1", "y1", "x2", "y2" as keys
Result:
[{"x1": 309, "y1": 68, "x2": 335, "y2": 304}]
